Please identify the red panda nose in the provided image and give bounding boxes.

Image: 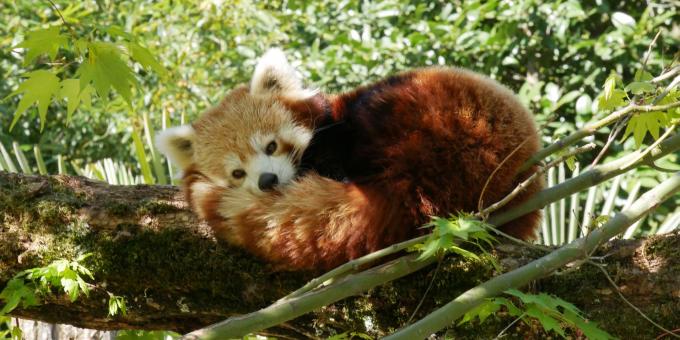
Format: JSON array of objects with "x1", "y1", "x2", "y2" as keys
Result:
[{"x1": 258, "y1": 173, "x2": 279, "y2": 191}]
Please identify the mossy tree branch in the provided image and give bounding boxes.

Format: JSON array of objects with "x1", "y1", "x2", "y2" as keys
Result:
[{"x1": 1, "y1": 171, "x2": 680, "y2": 338}]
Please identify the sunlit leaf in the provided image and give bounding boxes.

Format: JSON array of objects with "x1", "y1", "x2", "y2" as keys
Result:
[
  {"x1": 458, "y1": 300, "x2": 500, "y2": 325},
  {"x1": 128, "y1": 42, "x2": 167, "y2": 77},
  {"x1": 622, "y1": 111, "x2": 669, "y2": 147},
  {"x1": 59, "y1": 79, "x2": 81, "y2": 121},
  {"x1": 8, "y1": 70, "x2": 61, "y2": 131},
  {"x1": 625, "y1": 81, "x2": 655, "y2": 95},
  {"x1": 16, "y1": 26, "x2": 68, "y2": 64},
  {"x1": 78, "y1": 42, "x2": 137, "y2": 105}
]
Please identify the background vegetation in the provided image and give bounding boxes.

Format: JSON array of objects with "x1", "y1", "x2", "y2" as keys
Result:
[
  {"x1": 2, "y1": 0, "x2": 678, "y2": 240},
  {"x1": 0, "y1": 0, "x2": 679, "y2": 338}
]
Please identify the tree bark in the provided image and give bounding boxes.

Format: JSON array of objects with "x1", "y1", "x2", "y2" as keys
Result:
[{"x1": 1, "y1": 171, "x2": 679, "y2": 339}]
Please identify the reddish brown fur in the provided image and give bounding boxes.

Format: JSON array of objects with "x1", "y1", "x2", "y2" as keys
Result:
[{"x1": 183, "y1": 67, "x2": 543, "y2": 270}]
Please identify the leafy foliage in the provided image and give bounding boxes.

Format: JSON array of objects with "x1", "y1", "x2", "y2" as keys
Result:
[
  {"x1": 460, "y1": 289, "x2": 616, "y2": 339},
  {"x1": 413, "y1": 214, "x2": 496, "y2": 262},
  {"x1": 0, "y1": 254, "x2": 93, "y2": 315},
  {"x1": 108, "y1": 294, "x2": 127, "y2": 317},
  {"x1": 1, "y1": 0, "x2": 676, "y2": 235},
  {"x1": 0, "y1": 315, "x2": 22, "y2": 340}
]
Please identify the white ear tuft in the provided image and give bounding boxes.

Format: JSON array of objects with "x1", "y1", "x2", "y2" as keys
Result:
[
  {"x1": 250, "y1": 48, "x2": 317, "y2": 100},
  {"x1": 155, "y1": 124, "x2": 196, "y2": 170}
]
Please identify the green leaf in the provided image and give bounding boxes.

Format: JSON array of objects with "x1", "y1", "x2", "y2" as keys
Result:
[
  {"x1": 0, "y1": 278, "x2": 38, "y2": 314},
  {"x1": 78, "y1": 42, "x2": 137, "y2": 105},
  {"x1": 59, "y1": 79, "x2": 81, "y2": 121},
  {"x1": 634, "y1": 69, "x2": 653, "y2": 82},
  {"x1": 565, "y1": 310, "x2": 617, "y2": 340},
  {"x1": 458, "y1": 300, "x2": 500, "y2": 325},
  {"x1": 525, "y1": 305, "x2": 565, "y2": 337},
  {"x1": 16, "y1": 26, "x2": 68, "y2": 64},
  {"x1": 622, "y1": 111, "x2": 669, "y2": 147},
  {"x1": 565, "y1": 155, "x2": 576, "y2": 171},
  {"x1": 598, "y1": 89, "x2": 627, "y2": 111},
  {"x1": 625, "y1": 81, "x2": 655, "y2": 95},
  {"x1": 492, "y1": 297, "x2": 523, "y2": 316},
  {"x1": 116, "y1": 330, "x2": 181, "y2": 340},
  {"x1": 105, "y1": 25, "x2": 135, "y2": 40},
  {"x1": 449, "y1": 245, "x2": 480, "y2": 260},
  {"x1": 8, "y1": 70, "x2": 61, "y2": 131},
  {"x1": 602, "y1": 73, "x2": 620, "y2": 101},
  {"x1": 61, "y1": 277, "x2": 79, "y2": 302},
  {"x1": 128, "y1": 42, "x2": 167, "y2": 77}
]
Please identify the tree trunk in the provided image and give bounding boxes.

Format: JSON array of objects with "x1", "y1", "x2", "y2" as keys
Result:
[{"x1": 1, "y1": 172, "x2": 678, "y2": 338}]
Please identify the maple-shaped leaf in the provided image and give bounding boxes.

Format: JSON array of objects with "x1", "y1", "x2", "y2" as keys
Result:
[
  {"x1": 16, "y1": 26, "x2": 69, "y2": 65},
  {"x1": 622, "y1": 111, "x2": 669, "y2": 147},
  {"x1": 525, "y1": 305, "x2": 566, "y2": 337},
  {"x1": 59, "y1": 79, "x2": 94, "y2": 122},
  {"x1": 597, "y1": 89, "x2": 627, "y2": 111},
  {"x1": 458, "y1": 300, "x2": 500, "y2": 325},
  {"x1": 128, "y1": 42, "x2": 167, "y2": 77},
  {"x1": 78, "y1": 42, "x2": 137, "y2": 105},
  {"x1": 564, "y1": 310, "x2": 618, "y2": 340},
  {"x1": 8, "y1": 70, "x2": 61, "y2": 131}
]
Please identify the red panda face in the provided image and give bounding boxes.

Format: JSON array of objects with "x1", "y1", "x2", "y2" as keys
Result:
[{"x1": 156, "y1": 49, "x2": 315, "y2": 196}]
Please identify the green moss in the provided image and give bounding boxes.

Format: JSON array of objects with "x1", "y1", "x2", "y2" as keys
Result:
[
  {"x1": 107, "y1": 201, "x2": 135, "y2": 217},
  {"x1": 646, "y1": 231, "x2": 680, "y2": 267},
  {"x1": 138, "y1": 201, "x2": 182, "y2": 215}
]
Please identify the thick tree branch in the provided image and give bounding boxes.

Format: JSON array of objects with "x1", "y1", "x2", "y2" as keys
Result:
[{"x1": 1, "y1": 171, "x2": 679, "y2": 339}]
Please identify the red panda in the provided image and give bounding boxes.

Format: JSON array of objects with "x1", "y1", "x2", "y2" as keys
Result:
[{"x1": 156, "y1": 49, "x2": 543, "y2": 270}]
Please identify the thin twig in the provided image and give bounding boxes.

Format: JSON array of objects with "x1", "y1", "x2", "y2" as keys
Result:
[
  {"x1": 494, "y1": 313, "x2": 526, "y2": 339},
  {"x1": 657, "y1": 329, "x2": 680, "y2": 340},
  {"x1": 45, "y1": 0, "x2": 78, "y2": 40},
  {"x1": 406, "y1": 257, "x2": 443, "y2": 325},
  {"x1": 589, "y1": 115, "x2": 630, "y2": 169},
  {"x1": 482, "y1": 223, "x2": 552, "y2": 253},
  {"x1": 478, "y1": 137, "x2": 532, "y2": 213},
  {"x1": 640, "y1": 30, "x2": 662, "y2": 75},
  {"x1": 590, "y1": 261, "x2": 680, "y2": 339},
  {"x1": 652, "y1": 75, "x2": 680, "y2": 105},
  {"x1": 480, "y1": 143, "x2": 596, "y2": 217}
]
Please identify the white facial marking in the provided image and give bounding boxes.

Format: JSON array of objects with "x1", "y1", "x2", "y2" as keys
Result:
[
  {"x1": 279, "y1": 124, "x2": 312, "y2": 151},
  {"x1": 243, "y1": 153, "x2": 296, "y2": 192}
]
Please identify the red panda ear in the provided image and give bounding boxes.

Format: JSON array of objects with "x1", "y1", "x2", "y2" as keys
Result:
[
  {"x1": 250, "y1": 48, "x2": 317, "y2": 101},
  {"x1": 155, "y1": 124, "x2": 196, "y2": 171}
]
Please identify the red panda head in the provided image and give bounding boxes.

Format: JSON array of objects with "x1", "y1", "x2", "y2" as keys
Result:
[{"x1": 156, "y1": 49, "x2": 316, "y2": 196}]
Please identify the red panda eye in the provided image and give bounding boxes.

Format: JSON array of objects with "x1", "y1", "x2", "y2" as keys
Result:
[
  {"x1": 265, "y1": 141, "x2": 277, "y2": 155},
  {"x1": 232, "y1": 169, "x2": 246, "y2": 179}
]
